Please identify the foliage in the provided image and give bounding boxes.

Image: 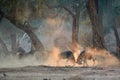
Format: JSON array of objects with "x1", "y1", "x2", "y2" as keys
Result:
[
  {"x1": 45, "y1": 0, "x2": 86, "y2": 14},
  {"x1": 0, "y1": 0, "x2": 47, "y2": 20},
  {"x1": 114, "y1": 6, "x2": 120, "y2": 15},
  {"x1": 58, "y1": 0, "x2": 85, "y2": 8},
  {"x1": 0, "y1": 0, "x2": 17, "y2": 13}
]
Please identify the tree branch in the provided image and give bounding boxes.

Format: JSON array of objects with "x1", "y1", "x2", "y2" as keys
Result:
[
  {"x1": 44, "y1": 0, "x2": 59, "y2": 9},
  {"x1": 63, "y1": 6, "x2": 75, "y2": 18},
  {"x1": 44, "y1": 0, "x2": 75, "y2": 18}
]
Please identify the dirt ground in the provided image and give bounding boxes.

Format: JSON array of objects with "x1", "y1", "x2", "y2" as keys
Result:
[{"x1": 0, "y1": 65, "x2": 119, "y2": 80}]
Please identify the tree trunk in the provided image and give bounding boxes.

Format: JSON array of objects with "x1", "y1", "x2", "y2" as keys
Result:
[
  {"x1": 16, "y1": 23, "x2": 45, "y2": 52},
  {"x1": 102, "y1": 0, "x2": 120, "y2": 59},
  {"x1": 111, "y1": 1, "x2": 120, "y2": 59},
  {"x1": 0, "y1": 10, "x2": 45, "y2": 53},
  {"x1": 20, "y1": 23, "x2": 45, "y2": 52},
  {"x1": 11, "y1": 31, "x2": 17, "y2": 54},
  {"x1": 0, "y1": 37, "x2": 9, "y2": 55},
  {"x1": 63, "y1": 7, "x2": 80, "y2": 46},
  {"x1": 86, "y1": 0, "x2": 105, "y2": 49},
  {"x1": 72, "y1": 17, "x2": 79, "y2": 45},
  {"x1": 113, "y1": 20, "x2": 120, "y2": 59},
  {"x1": 112, "y1": 17, "x2": 120, "y2": 59}
]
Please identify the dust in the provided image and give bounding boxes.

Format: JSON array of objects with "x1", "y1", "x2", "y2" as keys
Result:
[
  {"x1": 71, "y1": 43, "x2": 84, "y2": 62},
  {"x1": 82, "y1": 47, "x2": 120, "y2": 67},
  {"x1": 45, "y1": 46, "x2": 75, "y2": 66},
  {"x1": 0, "y1": 53, "x2": 40, "y2": 68},
  {"x1": 45, "y1": 47, "x2": 61, "y2": 66},
  {"x1": 0, "y1": 46, "x2": 119, "y2": 68},
  {"x1": 33, "y1": 47, "x2": 120, "y2": 67}
]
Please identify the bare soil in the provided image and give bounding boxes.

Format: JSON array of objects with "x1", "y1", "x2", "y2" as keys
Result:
[{"x1": 0, "y1": 65, "x2": 119, "y2": 80}]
